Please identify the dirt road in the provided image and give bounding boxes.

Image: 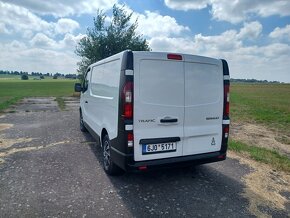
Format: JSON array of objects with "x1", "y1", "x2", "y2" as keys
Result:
[{"x1": 0, "y1": 98, "x2": 289, "y2": 217}]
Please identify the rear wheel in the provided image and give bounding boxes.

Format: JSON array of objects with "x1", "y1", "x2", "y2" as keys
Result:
[
  {"x1": 102, "y1": 134, "x2": 123, "y2": 176},
  {"x1": 80, "y1": 111, "x2": 87, "y2": 132}
]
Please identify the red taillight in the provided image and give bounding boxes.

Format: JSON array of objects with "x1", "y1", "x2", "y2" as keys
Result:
[
  {"x1": 124, "y1": 104, "x2": 133, "y2": 118},
  {"x1": 123, "y1": 82, "x2": 133, "y2": 119},
  {"x1": 127, "y1": 132, "x2": 133, "y2": 147},
  {"x1": 224, "y1": 84, "x2": 230, "y2": 117},
  {"x1": 138, "y1": 166, "x2": 147, "y2": 171},
  {"x1": 167, "y1": 54, "x2": 182, "y2": 60},
  {"x1": 224, "y1": 126, "x2": 229, "y2": 138}
]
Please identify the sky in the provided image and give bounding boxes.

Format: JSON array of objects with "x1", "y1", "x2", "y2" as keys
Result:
[{"x1": 0, "y1": 0, "x2": 290, "y2": 82}]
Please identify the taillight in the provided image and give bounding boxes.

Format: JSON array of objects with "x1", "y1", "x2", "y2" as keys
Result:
[
  {"x1": 123, "y1": 81, "x2": 134, "y2": 148},
  {"x1": 222, "y1": 83, "x2": 230, "y2": 149},
  {"x1": 224, "y1": 126, "x2": 229, "y2": 138},
  {"x1": 224, "y1": 84, "x2": 230, "y2": 118},
  {"x1": 127, "y1": 132, "x2": 133, "y2": 147},
  {"x1": 123, "y1": 82, "x2": 133, "y2": 119}
]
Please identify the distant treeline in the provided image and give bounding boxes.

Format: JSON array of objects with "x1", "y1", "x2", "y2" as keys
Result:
[
  {"x1": 231, "y1": 78, "x2": 282, "y2": 84},
  {"x1": 0, "y1": 70, "x2": 80, "y2": 79}
]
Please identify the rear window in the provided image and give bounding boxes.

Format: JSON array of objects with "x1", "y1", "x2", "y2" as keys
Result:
[
  {"x1": 185, "y1": 62, "x2": 222, "y2": 106},
  {"x1": 139, "y1": 59, "x2": 184, "y2": 106}
]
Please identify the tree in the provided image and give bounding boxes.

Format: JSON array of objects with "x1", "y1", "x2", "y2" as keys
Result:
[
  {"x1": 21, "y1": 74, "x2": 29, "y2": 80},
  {"x1": 75, "y1": 4, "x2": 150, "y2": 75}
]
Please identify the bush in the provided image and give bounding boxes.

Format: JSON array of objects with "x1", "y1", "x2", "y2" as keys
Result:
[{"x1": 21, "y1": 74, "x2": 29, "y2": 80}]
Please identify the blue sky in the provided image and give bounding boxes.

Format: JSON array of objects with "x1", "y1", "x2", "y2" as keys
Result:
[{"x1": 0, "y1": 0, "x2": 290, "y2": 82}]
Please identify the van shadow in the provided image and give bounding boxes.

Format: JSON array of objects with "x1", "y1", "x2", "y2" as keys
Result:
[{"x1": 85, "y1": 139, "x2": 259, "y2": 217}]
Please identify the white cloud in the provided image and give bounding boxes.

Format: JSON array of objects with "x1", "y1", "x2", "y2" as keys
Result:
[
  {"x1": 194, "y1": 30, "x2": 242, "y2": 52},
  {"x1": 30, "y1": 33, "x2": 56, "y2": 48},
  {"x1": 55, "y1": 18, "x2": 80, "y2": 35},
  {"x1": 149, "y1": 37, "x2": 197, "y2": 54},
  {"x1": 0, "y1": 2, "x2": 54, "y2": 36},
  {"x1": 269, "y1": 24, "x2": 290, "y2": 40},
  {"x1": 1, "y1": 0, "x2": 117, "y2": 17},
  {"x1": 0, "y1": 2, "x2": 80, "y2": 37},
  {"x1": 136, "y1": 11, "x2": 190, "y2": 37},
  {"x1": 0, "y1": 40, "x2": 79, "y2": 73},
  {"x1": 164, "y1": 0, "x2": 210, "y2": 11},
  {"x1": 164, "y1": 0, "x2": 290, "y2": 23},
  {"x1": 148, "y1": 23, "x2": 290, "y2": 82},
  {"x1": 29, "y1": 32, "x2": 86, "y2": 50},
  {"x1": 0, "y1": 23, "x2": 11, "y2": 34},
  {"x1": 237, "y1": 21, "x2": 262, "y2": 40},
  {"x1": 59, "y1": 33, "x2": 86, "y2": 49}
]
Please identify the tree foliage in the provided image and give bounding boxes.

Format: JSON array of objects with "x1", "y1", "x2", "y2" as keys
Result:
[
  {"x1": 75, "y1": 4, "x2": 150, "y2": 75},
  {"x1": 21, "y1": 74, "x2": 29, "y2": 80}
]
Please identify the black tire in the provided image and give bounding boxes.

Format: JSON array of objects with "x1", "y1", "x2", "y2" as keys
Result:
[
  {"x1": 102, "y1": 134, "x2": 123, "y2": 176},
  {"x1": 80, "y1": 111, "x2": 87, "y2": 132}
]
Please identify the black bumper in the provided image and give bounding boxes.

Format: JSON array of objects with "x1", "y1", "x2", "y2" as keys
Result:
[{"x1": 124, "y1": 151, "x2": 226, "y2": 172}]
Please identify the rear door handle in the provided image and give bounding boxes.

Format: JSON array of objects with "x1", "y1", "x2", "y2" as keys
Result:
[
  {"x1": 85, "y1": 101, "x2": 88, "y2": 103},
  {"x1": 160, "y1": 118, "x2": 178, "y2": 123}
]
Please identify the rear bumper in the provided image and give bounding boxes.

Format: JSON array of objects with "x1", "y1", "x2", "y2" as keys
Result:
[{"x1": 125, "y1": 151, "x2": 226, "y2": 172}]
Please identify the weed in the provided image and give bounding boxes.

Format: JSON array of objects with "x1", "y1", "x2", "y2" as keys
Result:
[
  {"x1": 55, "y1": 97, "x2": 65, "y2": 110},
  {"x1": 229, "y1": 140, "x2": 290, "y2": 172}
]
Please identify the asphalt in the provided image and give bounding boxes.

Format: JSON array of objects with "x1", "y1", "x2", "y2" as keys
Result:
[{"x1": 0, "y1": 97, "x2": 287, "y2": 217}]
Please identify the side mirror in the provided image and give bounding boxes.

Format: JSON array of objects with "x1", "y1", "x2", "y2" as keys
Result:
[{"x1": 74, "y1": 83, "x2": 82, "y2": 92}]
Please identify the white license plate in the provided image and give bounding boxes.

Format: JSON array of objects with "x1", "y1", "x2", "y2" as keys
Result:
[{"x1": 142, "y1": 142, "x2": 177, "y2": 154}]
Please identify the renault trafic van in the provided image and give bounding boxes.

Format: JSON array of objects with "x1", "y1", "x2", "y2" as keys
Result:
[{"x1": 75, "y1": 50, "x2": 230, "y2": 175}]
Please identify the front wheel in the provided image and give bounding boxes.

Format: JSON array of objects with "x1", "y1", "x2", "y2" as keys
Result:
[{"x1": 102, "y1": 135, "x2": 123, "y2": 176}]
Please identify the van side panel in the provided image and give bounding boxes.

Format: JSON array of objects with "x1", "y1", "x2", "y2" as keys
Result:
[{"x1": 88, "y1": 57, "x2": 121, "y2": 139}]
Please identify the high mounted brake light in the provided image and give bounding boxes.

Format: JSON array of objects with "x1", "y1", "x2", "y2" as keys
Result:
[{"x1": 167, "y1": 54, "x2": 182, "y2": 60}]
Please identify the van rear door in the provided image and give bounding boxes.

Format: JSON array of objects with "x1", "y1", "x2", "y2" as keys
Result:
[
  {"x1": 133, "y1": 52, "x2": 184, "y2": 161},
  {"x1": 133, "y1": 52, "x2": 224, "y2": 162},
  {"x1": 183, "y1": 56, "x2": 223, "y2": 155}
]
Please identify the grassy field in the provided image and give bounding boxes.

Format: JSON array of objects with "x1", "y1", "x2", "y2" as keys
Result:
[
  {"x1": 230, "y1": 83, "x2": 290, "y2": 132},
  {"x1": 0, "y1": 78, "x2": 78, "y2": 112},
  {"x1": 230, "y1": 83, "x2": 290, "y2": 172}
]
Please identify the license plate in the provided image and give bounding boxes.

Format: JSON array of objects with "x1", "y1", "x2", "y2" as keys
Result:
[{"x1": 142, "y1": 142, "x2": 177, "y2": 154}]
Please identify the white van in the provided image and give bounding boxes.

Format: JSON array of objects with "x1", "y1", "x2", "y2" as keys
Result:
[{"x1": 75, "y1": 50, "x2": 230, "y2": 175}]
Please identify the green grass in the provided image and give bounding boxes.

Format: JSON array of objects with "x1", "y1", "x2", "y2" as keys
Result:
[
  {"x1": 0, "y1": 79, "x2": 77, "y2": 112},
  {"x1": 230, "y1": 83, "x2": 290, "y2": 170},
  {"x1": 54, "y1": 97, "x2": 66, "y2": 110},
  {"x1": 231, "y1": 83, "x2": 290, "y2": 132},
  {"x1": 229, "y1": 140, "x2": 290, "y2": 172}
]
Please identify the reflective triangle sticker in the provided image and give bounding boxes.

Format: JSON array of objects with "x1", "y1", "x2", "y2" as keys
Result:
[{"x1": 211, "y1": 137, "x2": 216, "y2": 146}]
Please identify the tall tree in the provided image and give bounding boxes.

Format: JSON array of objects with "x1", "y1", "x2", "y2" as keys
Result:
[{"x1": 75, "y1": 4, "x2": 150, "y2": 75}]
